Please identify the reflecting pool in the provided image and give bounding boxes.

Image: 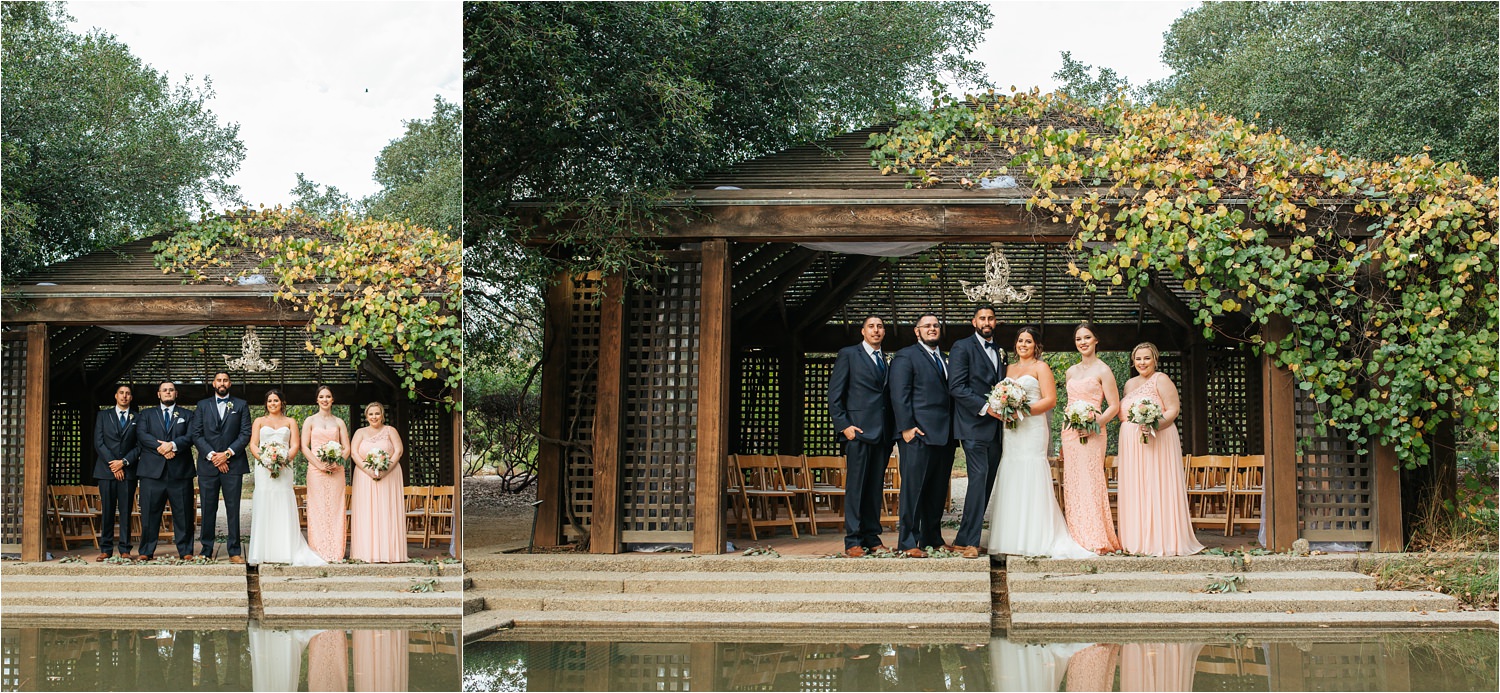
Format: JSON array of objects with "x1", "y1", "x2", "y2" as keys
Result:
[
  {"x1": 2, "y1": 625, "x2": 460, "y2": 691},
  {"x1": 462, "y1": 631, "x2": 1499, "y2": 692}
]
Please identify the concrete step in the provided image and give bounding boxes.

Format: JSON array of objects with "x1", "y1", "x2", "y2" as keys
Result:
[
  {"x1": 1009, "y1": 589, "x2": 1458, "y2": 614},
  {"x1": 463, "y1": 595, "x2": 486, "y2": 616},
  {"x1": 260, "y1": 590, "x2": 461, "y2": 610},
  {"x1": 464, "y1": 554, "x2": 987, "y2": 574},
  {"x1": 532, "y1": 592, "x2": 989, "y2": 614},
  {"x1": 258, "y1": 563, "x2": 460, "y2": 578},
  {"x1": 5, "y1": 592, "x2": 248, "y2": 608},
  {"x1": 490, "y1": 609, "x2": 992, "y2": 631},
  {"x1": 1010, "y1": 610, "x2": 1500, "y2": 631},
  {"x1": 258, "y1": 575, "x2": 464, "y2": 592},
  {"x1": 1006, "y1": 554, "x2": 1361, "y2": 574},
  {"x1": 1, "y1": 604, "x2": 248, "y2": 623},
  {"x1": 261, "y1": 605, "x2": 462, "y2": 623},
  {"x1": 2, "y1": 563, "x2": 245, "y2": 577},
  {"x1": 466, "y1": 570, "x2": 988, "y2": 594},
  {"x1": 1007, "y1": 571, "x2": 1375, "y2": 593},
  {"x1": 2, "y1": 574, "x2": 247, "y2": 592}
]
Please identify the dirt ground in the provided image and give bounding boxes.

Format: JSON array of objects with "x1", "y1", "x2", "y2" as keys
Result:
[{"x1": 463, "y1": 476, "x2": 536, "y2": 552}]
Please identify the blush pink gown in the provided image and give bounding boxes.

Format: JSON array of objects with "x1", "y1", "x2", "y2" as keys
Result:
[
  {"x1": 350, "y1": 428, "x2": 407, "y2": 563},
  {"x1": 308, "y1": 629, "x2": 349, "y2": 692},
  {"x1": 1117, "y1": 373, "x2": 1204, "y2": 557},
  {"x1": 1061, "y1": 375, "x2": 1123, "y2": 554},
  {"x1": 306, "y1": 424, "x2": 347, "y2": 562}
]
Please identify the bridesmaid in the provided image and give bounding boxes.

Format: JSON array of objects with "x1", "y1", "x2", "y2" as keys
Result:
[
  {"x1": 1117, "y1": 342, "x2": 1204, "y2": 556},
  {"x1": 301, "y1": 385, "x2": 350, "y2": 562},
  {"x1": 1061, "y1": 322, "x2": 1123, "y2": 554},
  {"x1": 349, "y1": 401, "x2": 407, "y2": 563}
]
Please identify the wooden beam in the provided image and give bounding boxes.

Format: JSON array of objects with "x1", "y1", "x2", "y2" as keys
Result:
[
  {"x1": 731, "y1": 246, "x2": 818, "y2": 307},
  {"x1": 590, "y1": 274, "x2": 626, "y2": 554},
  {"x1": 47, "y1": 327, "x2": 106, "y2": 377},
  {"x1": 734, "y1": 253, "x2": 821, "y2": 325},
  {"x1": 22, "y1": 324, "x2": 49, "y2": 561},
  {"x1": 695, "y1": 240, "x2": 730, "y2": 555},
  {"x1": 1140, "y1": 275, "x2": 1196, "y2": 331},
  {"x1": 533, "y1": 272, "x2": 572, "y2": 548},
  {"x1": 1371, "y1": 441, "x2": 1404, "y2": 552},
  {"x1": 730, "y1": 243, "x2": 795, "y2": 287},
  {"x1": 790, "y1": 255, "x2": 887, "y2": 332},
  {"x1": 1188, "y1": 344, "x2": 1209, "y2": 455},
  {"x1": 737, "y1": 320, "x2": 1192, "y2": 354},
  {"x1": 87, "y1": 335, "x2": 161, "y2": 391},
  {"x1": 1262, "y1": 316, "x2": 1299, "y2": 550},
  {"x1": 452, "y1": 397, "x2": 463, "y2": 559},
  {"x1": 2, "y1": 293, "x2": 306, "y2": 325},
  {"x1": 776, "y1": 336, "x2": 804, "y2": 456}
]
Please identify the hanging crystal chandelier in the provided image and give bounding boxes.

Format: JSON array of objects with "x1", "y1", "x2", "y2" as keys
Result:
[
  {"x1": 959, "y1": 243, "x2": 1036, "y2": 303},
  {"x1": 223, "y1": 326, "x2": 281, "y2": 373}
]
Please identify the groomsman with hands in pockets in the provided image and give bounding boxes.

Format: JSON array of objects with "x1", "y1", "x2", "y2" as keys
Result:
[
  {"x1": 828, "y1": 316, "x2": 896, "y2": 557},
  {"x1": 888, "y1": 313, "x2": 957, "y2": 557}
]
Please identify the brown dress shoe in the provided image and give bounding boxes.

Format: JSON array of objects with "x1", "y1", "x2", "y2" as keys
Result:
[
  {"x1": 869, "y1": 545, "x2": 889, "y2": 553},
  {"x1": 180, "y1": 554, "x2": 195, "y2": 561},
  {"x1": 844, "y1": 546, "x2": 866, "y2": 558},
  {"x1": 134, "y1": 554, "x2": 152, "y2": 562},
  {"x1": 941, "y1": 544, "x2": 960, "y2": 552},
  {"x1": 229, "y1": 556, "x2": 245, "y2": 564},
  {"x1": 903, "y1": 548, "x2": 928, "y2": 558},
  {"x1": 94, "y1": 553, "x2": 111, "y2": 562},
  {"x1": 960, "y1": 546, "x2": 982, "y2": 559}
]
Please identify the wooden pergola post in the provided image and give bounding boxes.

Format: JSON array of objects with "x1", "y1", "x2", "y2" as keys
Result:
[
  {"x1": 22, "y1": 323, "x2": 49, "y2": 562},
  {"x1": 695, "y1": 240, "x2": 730, "y2": 554},
  {"x1": 590, "y1": 274, "x2": 626, "y2": 553},
  {"x1": 1188, "y1": 342, "x2": 1210, "y2": 455},
  {"x1": 776, "y1": 335, "x2": 804, "y2": 457},
  {"x1": 451, "y1": 402, "x2": 463, "y2": 559},
  {"x1": 533, "y1": 273, "x2": 572, "y2": 547},
  {"x1": 1261, "y1": 316, "x2": 1298, "y2": 550}
]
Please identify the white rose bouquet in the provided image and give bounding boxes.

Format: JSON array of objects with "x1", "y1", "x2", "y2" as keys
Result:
[
  {"x1": 315, "y1": 440, "x2": 344, "y2": 470},
  {"x1": 258, "y1": 441, "x2": 290, "y2": 479},
  {"x1": 1063, "y1": 400, "x2": 1102, "y2": 445},
  {"x1": 1125, "y1": 398, "x2": 1164, "y2": 444},
  {"x1": 987, "y1": 378, "x2": 1032, "y2": 430},
  {"x1": 365, "y1": 448, "x2": 392, "y2": 474}
]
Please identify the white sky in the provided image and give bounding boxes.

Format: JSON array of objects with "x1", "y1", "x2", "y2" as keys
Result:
[
  {"x1": 971, "y1": 0, "x2": 1198, "y2": 94},
  {"x1": 66, "y1": 0, "x2": 461, "y2": 209}
]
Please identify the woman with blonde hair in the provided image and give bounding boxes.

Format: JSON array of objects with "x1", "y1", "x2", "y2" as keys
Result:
[
  {"x1": 349, "y1": 401, "x2": 407, "y2": 562},
  {"x1": 1116, "y1": 342, "x2": 1203, "y2": 556}
]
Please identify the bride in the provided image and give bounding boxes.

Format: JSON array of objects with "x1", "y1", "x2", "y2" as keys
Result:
[
  {"x1": 985, "y1": 326, "x2": 1094, "y2": 559},
  {"x1": 247, "y1": 390, "x2": 326, "y2": 567}
]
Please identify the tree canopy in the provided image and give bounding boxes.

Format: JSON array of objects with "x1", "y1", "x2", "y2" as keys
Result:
[
  {"x1": 1149, "y1": 1, "x2": 1498, "y2": 178},
  {"x1": 1, "y1": 1, "x2": 244, "y2": 281},
  {"x1": 365, "y1": 95, "x2": 460, "y2": 235}
]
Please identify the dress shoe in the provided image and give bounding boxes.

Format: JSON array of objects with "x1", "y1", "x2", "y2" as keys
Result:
[
  {"x1": 179, "y1": 554, "x2": 195, "y2": 561},
  {"x1": 229, "y1": 556, "x2": 245, "y2": 564},
  {"x1": 960, "y1": 546, "x2": 982, "y2": 559},
  {"x1": 94, "y1": 553, "x2": 111, "y2": 562},
  {"x1": 941, "y1": 544, "x2": 960, "y2": 552},
  {"x1": 868, "y1": 544, "x2": 889, "y2": 553},
  {"x1": 844, "y1": 546, "x2": 866, "y2": 558},
  {"x1": 903, "y1": 548, "x2": 928, "y2": 558},
  {"x1": 134, "y1": 554, "x2": 153, "y2": 562}
]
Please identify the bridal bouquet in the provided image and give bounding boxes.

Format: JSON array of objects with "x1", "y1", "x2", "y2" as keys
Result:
[
  {"x1": 987, "y1": 378, "x2": 1032, "y2": 430},
  {"x1": 1125, "y1": 399, "x2": 1164, "y2": 444},
  {"x1": 258, "y1": 442, "x2": 290, "y2": 479},
  {"x1": 365, "y1": 448, "x2": 392, "y2": 474},
  {"x1": 1063, "y1": 401, "x2": 1102, "y2": 444},
  {"x1": 315, "y1": 440, "x2": 344, "y2": 470}
]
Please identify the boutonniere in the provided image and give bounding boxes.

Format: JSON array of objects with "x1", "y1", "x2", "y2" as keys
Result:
[{"x1": 224, "y1": 401, "x2": 235, "y2": 414}]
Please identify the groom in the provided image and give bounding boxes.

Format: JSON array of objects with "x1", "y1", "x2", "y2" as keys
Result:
[
  {"x1": 191, "y1": 371, "x2": 251, "y2": 562},
  {"x1": 946, "y1": 305, "x2": 1007, "y2": 558},
  {"x1": 888, "y1": 313, "x2": 956, "y2": 557}
]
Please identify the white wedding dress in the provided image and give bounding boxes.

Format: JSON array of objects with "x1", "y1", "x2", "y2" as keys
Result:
[
  {"x1": 985, "y1": 376, "x2": 1095, "y2": 559},
  {"x1": 247, "y1": 426, "x2": 327, "y2": 567}
]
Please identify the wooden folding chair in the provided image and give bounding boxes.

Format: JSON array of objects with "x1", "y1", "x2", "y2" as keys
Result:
[
  {"x1": 50, "y1": 486, "x2": 99, "y2": 550},
  {"x1": 778, "y1": 455, "x2": 819, "y2": 535},
  {"x1": 727, "y1": 455, "x2": 749, "y2": 540},
  {"x1": 1049, "y1": 455, "x2": 1066, "y2": 508},
  {"x1": 293, "y1": 485, "x2": 309, "y2": 530},
  {"x1": 1186, "y1": 455, "x2": 1233, "y2": 534},
  {"x1": 803, "y1": 455, "x2": 847, "y2": 531},
  {"x1": 427, "y1": 485, "x2": 456, "y2": 549},
  {"x1": 733, "y1": 454, "x2": 800, "y2": 540},
  {"x1": 1103, "y1": 455, "x2": 1119, "y2": 524},
  {"x1": 403, "y1": 486, "x2": 430, "y2": 548},
  {"x1": 1228, "y1": 454, "x2": 1265, "y2": 537}
]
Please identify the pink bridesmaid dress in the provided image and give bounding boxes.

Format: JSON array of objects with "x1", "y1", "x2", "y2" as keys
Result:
[
  {"x1": 353, "y1": 629, "x2": 408, "y2": 692},
  {"x1": 350, "y1": 428, "x2": 407, "y2": 563},
  {"x1": 1117, "y1": 373, "x2": 1204, "y2": 557},
  {"x1": 1061, "y1": 375, "x2": 1123, "y2": 554},
  {"x1": 308, "y1": 629, "x2": 349, "y2": 692},
  {"x1": 306, "y1": 425, "x2": 347, "y2": 562}
]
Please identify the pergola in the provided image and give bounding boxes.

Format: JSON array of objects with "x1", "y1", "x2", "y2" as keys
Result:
[
  {"x1": 2, "y1": 235, "x2": 462, "y2": 561},
  {"x1": 528, "y1": 127, "x2": 1404, "y2": 555}
]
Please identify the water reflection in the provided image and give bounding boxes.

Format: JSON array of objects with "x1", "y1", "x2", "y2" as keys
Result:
[
  {"x1": 2, "y1": 626, "x2": 458, "y2": 692},
  {"x1": 462, "y1": 631, "x2": 1500, "y2": 692}
]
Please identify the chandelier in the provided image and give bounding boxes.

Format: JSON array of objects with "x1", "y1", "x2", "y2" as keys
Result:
[
  {"x1": 224, "y1": 326, "x2": 281, "y2": 373},
  {"x1": 959, "y1": 243, "x2": 1035, "y2": 304}
]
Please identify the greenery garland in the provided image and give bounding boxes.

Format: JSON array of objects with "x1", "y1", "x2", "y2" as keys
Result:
[
  {"x1": 153, "y1": 207, "x2": 461, "y2": 405},
  {"x1": 870, "y1": 91, "x2": 1498, "y2": 469}
]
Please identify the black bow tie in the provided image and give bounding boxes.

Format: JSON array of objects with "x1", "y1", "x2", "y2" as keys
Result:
[
  {"x1": 217, "y1": 398, "x2": 229, "y2": 404},
  {"x1": 983, "y1": 341, "x2": 996, "y2": 350}
]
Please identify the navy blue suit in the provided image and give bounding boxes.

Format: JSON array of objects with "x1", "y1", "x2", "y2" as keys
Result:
[
  {"x1": 888, "y1": 343, "x2": 956, "y2": 551},
  {"x1": 93, "y1": 407, "x2": 141, "y2": 555},
  {"x1": 828, "y1": 342, "x2": 896, "y2": 550},
  {"x1": 136, "y1": 404, "x2": 195, "y2": 558},
  {"x1": 948, "y1": 333, "x2": 1007, "y2": 547},
  {"x1": 191, "y1": 395, "x2": 251, "y2": 557}
]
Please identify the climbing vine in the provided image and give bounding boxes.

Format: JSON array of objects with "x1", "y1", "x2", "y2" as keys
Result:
[
  {"x1": 870, "y1": 90, "x2": 1499, "y2": 469},
  {"x1": 152, "y1": 207, "x2": 462, "y2": 405}
]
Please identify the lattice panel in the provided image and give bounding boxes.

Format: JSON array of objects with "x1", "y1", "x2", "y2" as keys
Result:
[
  {"x1": 1298, "y1": 644, "x2": 1385, "y2": 692},
  {"x1": 47, "y1": 405, "x2": 84, "y2": 485},
  {"x1": 613, "y1": 644, "x2": 694, "y2": 692},
  {"x1": 1295, "y1": 387, "x2": 1375, "y2": 541},
  {"x1": 734, "y1": 352, "x2": 779, "y2": 455},
  {"x1": 1156, "y1": 351, "x2": 1189, "y2": 450},
  {"x1": 2, "y1": 335, "x2": 27, "y2": 548},
  {"x1": 120, "y1": 325, "x2": 365, "y2": 388},
  {"x1": 403, "y1": 404, "x2": 446, "y2": 486},
  {"x1": 1205, "y1": 345, "x2": 1263, "y2": 455},
  {"x1": 566, "y1": 275, "x2": 601, "y2": 533},
  {"x1": 620, "y1": 263, "x2": 700, "y2": 539},
  {"x1": 0, "y1": 628, "x2": 17, "y2": 692},
  {"x1": 802, "y1": 356, "x2": 839, "y2": 457}
]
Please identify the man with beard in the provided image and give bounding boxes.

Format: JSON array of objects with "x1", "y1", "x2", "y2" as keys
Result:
[
  {"x1": 135, "y1": 380, "x2": 195, "y2": 560},
  {"x1": 828, "y1": 315, "x2": 896, "y2": 557},
  {"x1": 887, "y1": 313, "x2": 956, "y2": 557},
  {"x1": 191, "y1": 371, "x2": 251, "y2": 562},
  {"x1": 946, "y1": 305, "x2": 1007, "y2": 558},
  {"x1": 94, "y1": 384, "x2": 140, "y2": 560}
]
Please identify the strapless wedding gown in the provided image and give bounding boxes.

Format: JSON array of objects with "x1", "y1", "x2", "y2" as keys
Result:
[
  {"x1": 247, "y1": 426, "x2": 327, "y2": 566},
  {"x1": 984, "y1": 376, "x2": 1094, "y2": 559}
]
